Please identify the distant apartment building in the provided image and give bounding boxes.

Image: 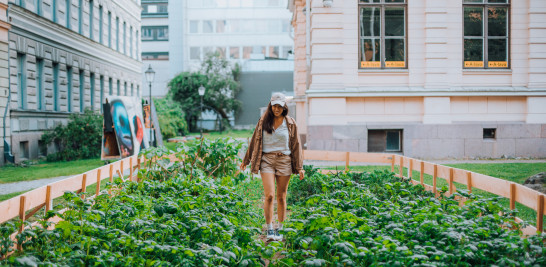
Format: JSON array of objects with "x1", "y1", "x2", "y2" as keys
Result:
[
  {"x1": 141, "y1": 0, "x2": 295, "y2": 126},
  {"x1": 141, "y1": 0, "x2": 169, "y2": 97},
  {"x1": 0, "y1": 0, "x2": 142, "y2": 165},
  {"x1": 289, "y1": 0, "x2": 546, "y2": 159}
]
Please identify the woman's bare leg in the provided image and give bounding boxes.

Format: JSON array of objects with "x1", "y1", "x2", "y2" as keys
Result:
[
  {"x1": 275, "y1": 175, "x2": 291, "y2": 223},
  {"x1": 261, "y1": 172, "x2": 276, "y2": 224}
]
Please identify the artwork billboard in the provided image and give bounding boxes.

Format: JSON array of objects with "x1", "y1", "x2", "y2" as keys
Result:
[{"x1": 101, "y1": 96, "x2": 150, "y2": 160}]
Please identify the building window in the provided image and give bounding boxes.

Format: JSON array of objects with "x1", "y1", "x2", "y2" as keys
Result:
[
  {"x1": 116, "y1": 17, "x2": 120, "y2": 51},
  {"x1": 217, "y1": 47, "x2": 226, "y2": 58},
  {"x1": 268, "y1": 46, "x2": 279, "y2": 58},
  {"x1": 131, "y1": 84, "x2": 134, "y2": 96},
  {"x1": 36, "y1": 0, "x2": 42, "y2": 16},
  {"x1": 368, "y1": 129, "x2": 403, "y2": 152},
  {"x1": 52, "y1": 0, "x2": 57, "y2": 22},
  {"x1": 66, "y1": 0, "x2": 70, "y2": 29},
  {"x1": 53, "y1": 64, "x2": 60, "y2": 111},
  {"x1": 36, "y1": 58, "x2": 44, "y2": 111},
  {"x1": 19, "y1": 141, "x2": 29, "y2": 160},
  {"x1": 108, "y1": 77, "x2": 113, "y2": 95},
  {"x1": 483, "y1": 128, "x2": 496, "y2": 139},
  {"x1": 189, "y1": 20, "x2": 199, "y2": 33},
  {"x1": 124, "y1": 82, "x2": 127, "y2": 96},
  {"x1": 17, "y1": 53, "x2": 27, "y2": 110},
  {"x1": 142, "y1": 52, "x2": 169, "y2": 60},
  {"x1": 130, "y1": 26, "x2": 133, "y2": 57},
  {"x1": 117, "y1": 80, "x2": 120, "y2": 96},
  {"x1": 89, "y1": 0, "x2": 94, "y2": 39},
  {"x1": 229, "y1": 47, "x2": 240, "y2": 59},
  {"x1": 217, "y1": 20, "x2": 226, "y2": 33},
  {"x1": 136, "y1": 30, "x2": 139, "y2": 59},
  {"x1": 359, "y1": 0, "x2": 407, "y2": 69},
  {"x1": 108, "y1": 11, "x2": 112, "y2": 47},
  {"x1": 79, "y1": 70, "x2": 85, "y2": 112},
  {"x1": 100, "y1": 75, "x2": 104, "y2": 113},
  {"x1": 90, "y1": 73, "x2": 95, "y2": 110},
  {"x1": 66, "y1": 65, "x2": 72, "y2": 112},
  {"x1": 203, "y1": 20, "x2": 213, "y2": 33},
  {"x1": 142, "y1": 26, "x2": 169, "y2": 41},
  {"x1": 137, "y1": 85, "x2": 140, "y2": 97},
  {"x1": 78, "y1": 0, "x2": 83, "y2": 34},
  {"x1": 282, "y1": 46, "x2": 292, "y2": 58},
  {"x1": 123, "y1": 22, "x2": 126, "y2": 54},
  {"x1": 142, "y1": 3, "x2": 168, "y2": 15},
  {"x1": 99, "y1": 5, "x2": 103, "y2": 43},
  {"x1": 190, "y1": 47, "x2": 201, "y2": 60},
  {"x1": 463, "y1": 0, "x2": 509, "y2": 69},
  {"x1": 243, "y1": 46, "x2": 252, "y2": 59}
]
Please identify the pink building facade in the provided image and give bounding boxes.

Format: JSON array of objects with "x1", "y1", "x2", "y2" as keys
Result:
[{"x1": 289, "y1": 0, "x2": 546, "y2": 159}]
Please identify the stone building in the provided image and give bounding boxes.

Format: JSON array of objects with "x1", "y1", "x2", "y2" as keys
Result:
[
  {"x1": 289, "y1": 0, "x2": 546, "y2": 159},
  {"x1": 1, "y1": 0, "x2": 142, "y2": 165}
]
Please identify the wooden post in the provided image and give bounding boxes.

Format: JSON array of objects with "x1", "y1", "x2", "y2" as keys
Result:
[
  {"x1": 391, "y1": 155, "x2": 395, "y2": 172},
  {"x1": 81, "y1": 174, "x2": 87, "y2": 199},
  {"x1": 466, "y1": 172, "x2": 472, "y2": 193},
  {"x1": 509, "y1": 183, "x2": 516, "y2": 210},
  {"x1": 120, "y1": 160, "x2": 124, "y2": 180},
  {"x1": 137, "y1": 157, "x2": 142, "y2": 182},
  {"x1": 420, "y1": 161, "x2": 424, "y2": 186},
  {"x1": 95, "y1": 169, "x2": 102, "y2": 197},
  {"x1": 399, "y1": 157, "x2": 404, "y2": 178},
  {"x1": 537, "y1": 195, "x2": 544, "y2": 233},
  {"x1": 433, "y1": 164, "x2": 438, "y2": 196},
  {"x1": 448, "y1": 168, "x2": 454, "y2": 195},
  {"x1": 45, "y1": 185, "x2": 52, "y2": 212},
  {"x1": 108, "y1": 164, "x2": 114, "y2": 196},
  {"x1": 408, "y1": 159, "x2": 413, "y2": 179},
  {"x1": 130, "y1": 157, "x2": 134, "y2": 181},
  {"x1": 345, "y1": 152, "x2": 349, "y2": 172},
  {"x1": 18, "y1": 195, "x2": 26, "y2": 250}
]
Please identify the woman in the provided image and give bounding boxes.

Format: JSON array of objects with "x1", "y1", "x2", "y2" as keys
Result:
[{"x1": 240, "y1": 93, "x2": 305, "y2": 241}]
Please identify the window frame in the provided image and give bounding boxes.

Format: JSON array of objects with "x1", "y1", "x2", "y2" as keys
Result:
[
  {"x1": 141, "y1": 26, "x2": 169, "y2": 41},
  {"x1": 358, "y1": 0, "x2": 408, "y2": 70},
  {"x1": 463, "y1": 0, "x2": 510, "y2": 69}
]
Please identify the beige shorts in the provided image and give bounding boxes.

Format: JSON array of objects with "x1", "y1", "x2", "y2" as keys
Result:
[{"x1": 260, "y1": 153, "x2": 292, "y2": 176}]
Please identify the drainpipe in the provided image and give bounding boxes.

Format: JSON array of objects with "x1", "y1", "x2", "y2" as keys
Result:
[{"x1": 3, "y1": 29, "x2": 14, "y2": 163}]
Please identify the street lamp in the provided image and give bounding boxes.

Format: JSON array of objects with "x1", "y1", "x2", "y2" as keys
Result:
[
  {"x1": 198, "y1": 85, "x2": 206, "y2": 139},
  {"x1": 145, "y1": 64, "x2": 155, "y2": 146}
]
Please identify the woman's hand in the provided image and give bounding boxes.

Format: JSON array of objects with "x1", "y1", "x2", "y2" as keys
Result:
[{"x1": 298, "y1": 169, "x2": 305, "y2": 180}]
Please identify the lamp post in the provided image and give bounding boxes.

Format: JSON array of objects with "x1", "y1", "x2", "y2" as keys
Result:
[
  {"x1": 198, "y1": 85, "x2": 206, "y2": 139},
  {"x1": 145, "y1": 64, "x2": 155, "y2": 146}
]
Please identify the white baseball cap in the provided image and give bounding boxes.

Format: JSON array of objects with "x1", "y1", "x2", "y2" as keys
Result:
[{"x1": 270, "y1": 92, "x2": 286, "y2": 106}]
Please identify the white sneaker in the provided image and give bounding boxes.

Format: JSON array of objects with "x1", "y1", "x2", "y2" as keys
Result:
[
  {"x1": 266, "y1": 229, "x2": 276, "y2": 241},
  {"x1": 274, "y1": 229, "x2": 283, "y2": 241}
]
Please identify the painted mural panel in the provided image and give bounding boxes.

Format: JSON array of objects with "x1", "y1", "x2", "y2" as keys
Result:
[{"x1": 101, "y1": 96, "x2": 150, "y2": 160}]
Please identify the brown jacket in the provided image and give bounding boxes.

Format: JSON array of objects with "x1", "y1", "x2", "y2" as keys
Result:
[{"x1": 242, "y1": 115, "x2": 303, "y2": 174}]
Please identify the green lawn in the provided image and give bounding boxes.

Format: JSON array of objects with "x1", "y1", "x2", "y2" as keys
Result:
[
  {"x1": 0, "y1": 158, "x2": 105, "y2": 184},
  {"x1": 164, "y1": 129, "x2": 253, "y2": 150},
  {"x1": 325, "y1": 162, "x2": 546, "y2": 226}
]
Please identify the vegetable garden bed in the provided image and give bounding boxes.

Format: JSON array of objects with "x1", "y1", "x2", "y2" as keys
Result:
[{"x1": 1, "y1": 139, "x2": 545, "y2": 266}]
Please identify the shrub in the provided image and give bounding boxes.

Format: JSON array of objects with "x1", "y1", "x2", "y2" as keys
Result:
[
  {"x1": 41, "y1": 109, "x2": 102, "y2": 161},
  {"x1": 153, "y1": 97, "x2": 188, "y2": 139}
]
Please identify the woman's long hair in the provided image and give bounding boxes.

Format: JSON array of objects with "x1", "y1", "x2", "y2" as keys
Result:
[{"x1": 263, "y1": 103, "x2": 289, "y2": 134}]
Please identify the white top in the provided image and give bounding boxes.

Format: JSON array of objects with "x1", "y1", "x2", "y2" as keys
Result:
[{"x1": 262, "y1": 119, "x2": 291, "y2": 155}]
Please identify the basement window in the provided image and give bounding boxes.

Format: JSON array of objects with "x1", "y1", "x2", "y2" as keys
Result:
[
  {"x1": 19, "y1": 141, "x2": 29, "y2": 160},
  {"x1": 368, "y1": 129, "x2": 403, "y2": 153},
  {"x1": 483, "y1": 128, "x2": 496, "y2": 139}
]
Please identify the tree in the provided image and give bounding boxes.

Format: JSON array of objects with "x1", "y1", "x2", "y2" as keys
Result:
[{"x1": 168, "y1": 52, "x2": 242, "y2": 131}]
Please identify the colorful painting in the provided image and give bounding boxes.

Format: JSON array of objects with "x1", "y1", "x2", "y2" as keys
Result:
[{"x1": 101, "y1": 96, "x2": 150, "y2": 160}]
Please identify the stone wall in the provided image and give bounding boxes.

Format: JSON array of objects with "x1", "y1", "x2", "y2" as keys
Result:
[{"x1": 307, "y1": 123, "x2": 546, "y2": 160}]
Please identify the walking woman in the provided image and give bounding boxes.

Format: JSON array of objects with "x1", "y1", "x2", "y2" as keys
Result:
[{"x1": 240, "y1": 93, "x2": 305, "y2": 241}]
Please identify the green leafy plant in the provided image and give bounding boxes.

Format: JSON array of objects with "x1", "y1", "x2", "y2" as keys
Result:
[
  {"x1": 153, "y1": 97, "x2": 188, "y2": 139},
  {"x1": 41, "y1": 109, "x2": 102, "y2": 162}
]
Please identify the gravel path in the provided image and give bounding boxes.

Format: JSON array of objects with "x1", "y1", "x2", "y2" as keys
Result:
[{"x1": 0, "y1": 176, "x2": 71, "y2": 195}]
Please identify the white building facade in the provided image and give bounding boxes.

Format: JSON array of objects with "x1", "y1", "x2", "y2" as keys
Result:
[
  {"x1": 290, "y1": 0, "x2": 546, "y2": 159},
  {"x1": 1, "y1": 0, "x2": 142, "y2": 164},
  {"x1": 141, "y1": 0, "x2": 169, "y2": 97}
]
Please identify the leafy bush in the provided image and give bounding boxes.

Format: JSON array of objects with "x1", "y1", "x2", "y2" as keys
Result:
[
  {"x1": 41, "y1": 109, "x2": 102, "y2": 162},
  {"x1": 153, "y1": 97, "x2": 188, "y2": 140}
]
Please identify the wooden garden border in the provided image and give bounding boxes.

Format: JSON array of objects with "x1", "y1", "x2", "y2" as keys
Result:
[
  {"x1": 303, "y1": 150, "x2": 545, "y2": 235},
  {"x1": 0, "y1": 149, "x2": 543, "y2": 255}
]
